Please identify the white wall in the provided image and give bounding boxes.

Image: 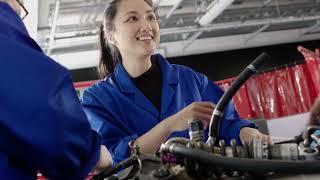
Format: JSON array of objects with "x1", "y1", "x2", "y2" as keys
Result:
[
  {"x1": 267, "y1": 113, "x2": 309, "y2": 142},
  {"x1": 23, "y1": 0, "x2": 39, "y2": 41}
]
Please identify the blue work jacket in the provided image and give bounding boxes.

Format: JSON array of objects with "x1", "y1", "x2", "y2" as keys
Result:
[
  {"x1": 0, "y1": 3, "x2": 100, "y2": 179},
  {"x1": 82, "y1": 54, "x2": 254, "y2": 162},
  {"x1": 82, "y1": 54, "x2": 254, "y2": 164}
]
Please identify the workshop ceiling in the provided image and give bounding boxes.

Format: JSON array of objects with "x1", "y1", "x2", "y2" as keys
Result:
[{"x1": 37, "y1": 0, "x2": 320, "y2": 65}]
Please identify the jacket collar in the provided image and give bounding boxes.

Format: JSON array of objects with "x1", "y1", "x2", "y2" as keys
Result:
[
  {"x1": 114, "y1": 62, "x2": 136, "y2": 93},
  {"x1": 156, "y1": 54, "x2": 179, "y2": 115},
  {"x1": 113, "y1": 54, "x2": 179, "y2": 92},
  {"x1": 113, "y1": 54, "x2": 179, "y2": 116},
  {"x1": 156, "y1": 54, "x2": 179, "y2": 86}
]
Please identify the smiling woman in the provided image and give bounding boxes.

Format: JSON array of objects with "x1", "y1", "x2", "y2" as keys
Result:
[
  {"x1": 81, "y1": 0, "x2": 269, "y2": 164},
  {"x1": 97, "y1": 0, "x2": 158, "y2": 78}
]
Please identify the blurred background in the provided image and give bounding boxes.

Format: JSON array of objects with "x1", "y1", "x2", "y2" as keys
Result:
[
  {"x1": 22, "y1": 0, "x2": 320, "y2": 138},
  {"x1": 21, "y1": 0, "x2": 319, "y2": 79}
]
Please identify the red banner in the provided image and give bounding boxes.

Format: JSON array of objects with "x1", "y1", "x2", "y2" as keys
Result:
[
  {"x1": 275, "y1": 68, "x2": 298, "y2": 116},
  {"x1": 245, "y1": 76, "x2": 265, "y2": 119},
  {"x1": 216, "y1": 78, "x2": 255, "y2": 119},
  {"x1": 216, "y1": 63, "x2": 317, "y2": 119},
  {"x1": 298, "y1": 46, "x2": 320, "y2": 95},
  {"x1": 259, "y1": 71, "x2": 281, "y2": 119},
  {"x1": 290, "y1": 64, "x2": 316, "y2": 113}
]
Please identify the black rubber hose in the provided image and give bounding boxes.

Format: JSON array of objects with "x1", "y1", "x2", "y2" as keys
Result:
[
  {"x1": 92, "y1": 157, "x2": 138, "y2": 180},
  {"x1": 208, "y1": 52, "x2": 270, "y2": 142},
  {"x1": 161, "y1": 143, "x2": 320, "y2": 175}
]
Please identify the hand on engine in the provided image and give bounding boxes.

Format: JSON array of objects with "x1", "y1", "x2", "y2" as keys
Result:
[
  {"x1": 166, "y1": 102, "x2": 215, "y2": 132},
  {"x1": 308, "y1": 97, "x2": 320, "y2": 126},
  {"x1": 239, "y1": 127, "x2": 272, "y2": 145},
  {"x1": 91, "y1": 145, "x2": 112, "y2": 174}
]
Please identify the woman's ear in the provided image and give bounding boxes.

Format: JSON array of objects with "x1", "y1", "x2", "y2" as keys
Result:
[{"x1": 106, "y1": 32, "x2": 116, "y2": 45}]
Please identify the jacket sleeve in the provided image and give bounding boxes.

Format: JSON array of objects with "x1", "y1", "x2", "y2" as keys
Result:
[
  {"x1": 40, "y1": 75, "x2": 101, "y2": 179},
  {"x1": 0, "y1": 2, "x2": 100, "y2": 179},
  {"x1": 82, "y1": 93, "x2": 138, "y2": 164},
  {"x1": 198, "y1": 72, "x2": 256, "y2": 144},
  {"x1": 0, "y1": 72, "x2": 101, "y2": 179}
]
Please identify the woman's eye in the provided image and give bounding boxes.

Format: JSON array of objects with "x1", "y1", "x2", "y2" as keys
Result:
[
  {"x1": 148, "y1": 15, "x2": 156, "y2": 21},
  {"x1": 128, "y1": 16, "x2": 137, "y2": 22}
]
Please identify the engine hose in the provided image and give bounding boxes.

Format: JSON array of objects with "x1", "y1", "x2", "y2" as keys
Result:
[
  {"x1": 208, "y1": 52, "x2": 270, "y2": 143},
  {"x1": 160, "y1": 143, "x2": 320, "y2": 175},
  {"x1": 92, "y1": 157, "x2": 138, "y2": 180}
]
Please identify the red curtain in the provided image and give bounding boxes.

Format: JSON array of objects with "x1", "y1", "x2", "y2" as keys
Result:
[
  {"x1": 299, "y1": 46, "x2": 320, "y2": 95},
  {"x1": 214, "y1": 47, "x2": 319, "y2": 120},
  {"x1": 217, "y1": 78, "x2": 231, "y2": 91},
  {"x1": 306, "y1": 58, "x2": 320, "y2": 95},
  {"x1": 233, "y1": 82, "x2": 254, "y2": 119},
  {"x1": 259, "y1": 71, "x2": 282, "y2": 119},
  {"x1": 245, "y1": 76, "x2": 265, "y2": 119},
  {"x1": 289, "y1": 64, "x2": 316, "y2": 113},
  {"x1": 245, "y1": 64, "x2": 317, "y2": 119},
  {"x1": 215, "y1": 78, "x2": 254, "y2": 119},
  {"x1": 275, "y1": 68, "x2": 299, "y2": 116}
]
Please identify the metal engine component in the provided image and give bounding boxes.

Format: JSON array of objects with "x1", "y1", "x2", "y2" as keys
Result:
[
  {"x1": 93, "y1": 123, "x2": 320, "y2": 180},
  {"x1": 188, "y1": 120, "x2": 205, "y2": 143},
  {"x1": 158, "y1": 121, "x2": 320, "y2": 179}
]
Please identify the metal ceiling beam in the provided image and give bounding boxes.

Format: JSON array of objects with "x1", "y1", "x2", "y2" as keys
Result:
[
  {"x1": 51, "y1": 28, "x2": 320, "y2": 69},
  {"x1": 183, "y1": 31, "x2": 203, "y2": 50},
  {"x1": 300, "y1": 20, "x2": 320, "y2": 36},
  {"x1": 46, "y1": 0, "x2": 60, "y2": 55},
  {"x1": 199, "y1": 0, "x2": 235, "y2": 26},
  {"x1": 40, "y1": 0, "x2": 318, "y2": 31},
  {"x1": 43, "y1": 15, "x2": 320, "y2": 44},
  {"x1": 160, "y1": 15, "x2": 320, "y2": 35},
  {"x1": 165, "y1": 0, "x2": 184, "y2": 19},
  {"x1": 182, "y1": 0, "x2": 234, "y2": 51},
  {"x1": 245, "y1": 24, "x2": 270, "y2": 44},
  {"x1": 153, "y1": 0, "x2": 162, "y2": 7},
  {"x1": 160, "y1": 0, "x2": 185, "y2": 26},
  {"x1": 228, "y1": 0, "x2": 313, "y2": 10}
]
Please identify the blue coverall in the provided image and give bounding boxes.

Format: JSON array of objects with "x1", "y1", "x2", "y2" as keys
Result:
[
  {"x1": 82, "y1": 54, "x2": 255, "y2": 164},
  {"x1": 0, "y1": 2, "x2": 100, "y2": 179}
]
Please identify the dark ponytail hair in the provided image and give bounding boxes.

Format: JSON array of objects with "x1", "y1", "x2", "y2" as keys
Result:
[
  {"x1": 97, "y1": 0, "x2": 122, "y2": 79},
  {"x1": 98, "y1": 0, "x2": 156, "y2": 78},
  {"x1": 98, "y1": 24, "x2": 121, "y2": 79}
]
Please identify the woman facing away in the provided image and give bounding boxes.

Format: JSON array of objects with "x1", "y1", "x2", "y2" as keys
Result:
[{"x1": 81, "y1": 0, "x2": 270, "y2": 164}]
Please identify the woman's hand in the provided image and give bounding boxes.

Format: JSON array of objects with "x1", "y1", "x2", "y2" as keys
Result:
[
  {"x1": 91, "y1": 145, "x2": 112, "y2": 174},
  {"x1": 165, "y1": 102, "x2": 215, "y2": 132},
  {"x1": 239, "y1": 127, "x2": 272, "y2": 144},
  {"x1": 132, "y1": 102, "x2": 215, "y2": 155},
  {"x1": 308, "y1": 97, "x2": 320, "y2": 126}
]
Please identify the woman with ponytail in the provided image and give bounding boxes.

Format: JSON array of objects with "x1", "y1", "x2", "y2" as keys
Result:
[{"x1": 81, "y1": 0, "x2": 269, "y2": 164}]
